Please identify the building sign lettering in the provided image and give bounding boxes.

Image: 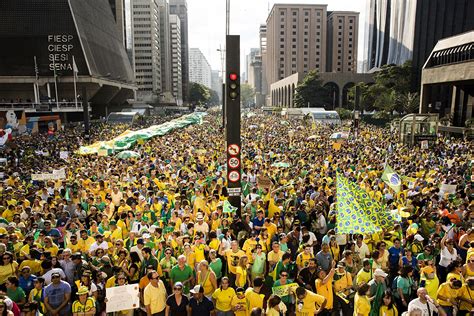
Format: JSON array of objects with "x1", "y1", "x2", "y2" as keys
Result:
[{"x1": 48, "y1": 34, "x2": 74, "y2": 71}]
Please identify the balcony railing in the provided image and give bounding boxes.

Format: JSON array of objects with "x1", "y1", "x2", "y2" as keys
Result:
[{"x1": 0, "y1": 102, "x2": 89, "y2": 111}]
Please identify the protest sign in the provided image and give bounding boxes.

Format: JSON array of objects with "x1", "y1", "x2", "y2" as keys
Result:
[
  {"x1": 59, "y1": 151, "x2": 69, "y2": 160},
  {"x1": 439, "y1": 183, "x2": 457, "y2": 197},
  {"x1": 272, "y1": 283, "x2": 298, "y2": 297},
  {"x1": 106, "y1": 284, "x2": 139, "y2": 313},
  {"x1": 257, "y1": 176, "x2": 272, "y2": 189}
]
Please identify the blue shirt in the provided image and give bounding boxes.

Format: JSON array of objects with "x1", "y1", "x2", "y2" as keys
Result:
[
  {"x1": 252, "y1": 217, "x2": 265, "y2": 230},
  {"x1": 189, "y1": 296, "x2": 214, "y2": 316},
  {"x1": 44, "y1": 281, "x2": 71, "y2": 311},
  {"x1": 388, "y1": 246, "x2": 402, "y2": 268},
  {"x1": 19, "y1": 274, "x2": 36, "y2": 295}
]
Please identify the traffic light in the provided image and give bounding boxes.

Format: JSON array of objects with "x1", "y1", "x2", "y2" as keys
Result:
[{"x1": 228, "y1": 72, "x2": 239, "y2": 100}]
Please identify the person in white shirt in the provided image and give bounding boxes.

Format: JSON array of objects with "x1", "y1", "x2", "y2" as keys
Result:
[
  {"x1": 194, "y1": 213, "x2": 209, "y2": 236},
  {"x1": 110, "y1": 187, "x2": 123, "y2": 208},
  {"x1": 89, "y1": 234, "x2": 109, "y2": 255},
  {"x1": 354, "y1": 234, "x2": 371, "y2": 261},
  {"x1": 438, "y1": 234, "x2": 458, "y2": 282},
  {"x1": 408, "y1": 287, "x2": 446, "y2": 316}
]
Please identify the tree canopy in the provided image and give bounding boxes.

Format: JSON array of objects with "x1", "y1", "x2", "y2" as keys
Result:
[
  {"x1": 189, "y1": 82, "x2": 211, "y2": 105},
  {"x1": 294, "y1": 70, "x2": 331, "y2": 108}
]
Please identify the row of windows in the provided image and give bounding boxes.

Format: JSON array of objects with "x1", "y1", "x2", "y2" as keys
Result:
[
  {"x1": 134, "y1": 30, "x2": 151, "y2": 34},
  {"x1": 280, "y1": 10, "x2": 322, "y2": 17},
  {"x1": 133, "y1": 4, "x2": 150, "y2": 8}
]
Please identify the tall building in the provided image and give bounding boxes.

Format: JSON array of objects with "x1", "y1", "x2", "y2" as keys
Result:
[
  {"x1": 157, "y1": 0, "x2": 172, "y2": 94},
  {"x1": 364, "y1": 0, "x2": 474, "y2": 87},
  {"x1": 211, "y1": 70, "x2": 222, "y2": 101},
  {"x1": 109, "y1": 0, "x2": 134, "y2": 68},
  {"x1": 189, "y1": 48, "x2": 212, "y2": 89},
  {"x1": 132, "y1": 0, "x2": 162, "y2": 101},
  {"x1": 246, "y1": 48, "x2": 260, "y2": 86},
  {"x1": 326, "y1": 11, "x2": 359, "y2": 73},
  {"x1": 0, "y1": 0, "x2": 135, "y2": 118},
  {"x1": 170, "y1": 0, "x2": 189, "y2": 102},
  {"x1": 265, "y1": 4, "x2": 328, "y2": 94},
  {"x1": 259, "y1": 24, "x2": 268, "y2": 103},
  {"x1": 170, "y1": 14, "x2": 182, "y2": 104}
]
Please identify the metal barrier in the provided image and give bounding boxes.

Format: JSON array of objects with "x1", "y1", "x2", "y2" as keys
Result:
[{"x1": 0, "y1": 102, "x2": 88, "y2": 111}]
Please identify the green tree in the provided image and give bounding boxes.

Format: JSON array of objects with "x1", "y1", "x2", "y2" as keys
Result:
[
  {"x1": 294, "y1": 70, "x2": 331, "y2": 108},
  {"x1": 189, "y1": 82, "x2": 210, "y2": 105},
  {"x1": 240, "y1": 84, "x2": 255, "y2": 107},
  {"x1": 208, "y1": 89, "x2": 220, "y2": 106}
]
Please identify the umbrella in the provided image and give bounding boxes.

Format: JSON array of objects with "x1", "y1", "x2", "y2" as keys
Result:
[
  {"x1": 271, "y1": 162, "x2": 290, "y2": 168},
  {"x1": 330, "y1": 132, "x2": 349, "y2": 140},
  {"x1": 115, "y1": 151, "x2": 140, "y2": 159},
  {"x1": 306, "y1": 135, "x2": 320, "y2": 140}
]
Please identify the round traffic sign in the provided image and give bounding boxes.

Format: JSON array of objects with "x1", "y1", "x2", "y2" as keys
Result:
[
  {"x1": 228, "y1": 170, "x2": 240, "y2": 183},
  {"x1": 227, "y1": 144, "x2": 240, "y2": 156},
  {"x1": 228, "y1": 157, "x2": 240, "y2": 169}
]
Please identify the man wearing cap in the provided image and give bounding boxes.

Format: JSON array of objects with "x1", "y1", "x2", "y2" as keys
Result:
[
  {"x1": 44, "y1": 271, "x2": 71, "y2": 316},
  {"x1": 188, "y1": 285, "x2": 214, "y2": 316},
  {"x1": 89, "y1": 234, "x2": 108, "y2": 255},
  {"x1": 368, "y1": 269, "x2": 388, "y2": 315},
  {"x1": 19, "y1": 266, "x2": 36, "y2": 296}
]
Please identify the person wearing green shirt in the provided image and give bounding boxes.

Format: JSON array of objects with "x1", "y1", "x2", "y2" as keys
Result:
[
  {"x1": 141, "y1": 246, "x2": 158, "y2": 276},
  {"x1": 273, "y1": 271, "x2": 294, "y2": 306},
  {"x1": 6, "y1": 276, "x2": 26, "y2": 305},
  {"x1": 209, "y1": 250, "x2": 223, "y2": 279},
  {"x1": 170, "y1": 255, "x2": 194, "y2": 294}
]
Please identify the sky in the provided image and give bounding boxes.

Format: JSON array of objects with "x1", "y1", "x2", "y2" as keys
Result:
[{"x1": 188, "y1": 0, "x2": 368, "y2": 73}]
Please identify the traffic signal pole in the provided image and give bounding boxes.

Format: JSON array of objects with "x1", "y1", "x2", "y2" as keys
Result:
[{"x1": 225, "y1": 35, "x2": 241, "y2": 216}]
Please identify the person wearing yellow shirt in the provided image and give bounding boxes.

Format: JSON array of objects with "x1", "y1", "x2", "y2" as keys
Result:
[
  {"x1": 379, "y1": 291, "x2": 398, "y2": 316},
  {"x1": 235, "y1": 256, "x2": 250, "y2": 288},
  {"x1": 354, "y1": 283, "x2": 371, "y2": 316},
  {"x1": 295, "y1": 286, "x2": 327, "y2": 316},
  {"x1": 108, "y1": 221, "x2": 123, "y2": 243},
  {"x1": 224, "y1": 241, "x2": 245, "y2": 283},
  {"x1": 437, "y1": 278, "x2": 463, "y2": 315},
  {"x1": 42, "y1": 237, "x2": 59, "y2": 256},
  {"x1": 143, "y1": 270, "x2": 167, "y2": 316},
  {"x1": 212, "y1": 277, "x2": 236, "y2": 314},
  {"x1": 2, "y1": 205, "x2": 15, "y2": 222},
  {"x1": 333, "y1": 262, "x2": 354, "y2": 315},
  {"x1": 296, "y1": 244, "x2": 314, "y2": 270},
  {"x1": 231, "y1": 287, "x2": 248, "y2": 316},
  {"x1": 66, "y1": 235, "x2": 82, "y2": 254},
  {"x1": 117, "y1": 200, "x2": 131, "y2": 216},
  {"x1": 77, "y1": 230, "x2": 95, "y2": 253},
  {"x1": 356, "y1": 259, "x2": 373, "y2": 287},
  {"x1": 267, "y1": 242, "x2": 285, "y2": 269},
  {"x1": 315, "y1": 263, "x2": 335, "y2": 311},
  {"x1": 245, "y1": 277, "x2": 265, "y2": 314},
  {"x1": 19, "y1": 236, "x2": 35, "y2": 259},
  {"x1": 459, "y1": 277, "x2": 474, "y2": 314}
]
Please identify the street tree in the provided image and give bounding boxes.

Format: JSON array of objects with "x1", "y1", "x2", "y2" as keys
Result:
[
  {"x1": 294, "y1": 70, "x2": 331, "y2": 108},
  {"x1": 240, "y1": 83, "x2": 255, "y2": 107},
  {"x1": 189, "y1": 82, "x2": 211, "y2": 105}
]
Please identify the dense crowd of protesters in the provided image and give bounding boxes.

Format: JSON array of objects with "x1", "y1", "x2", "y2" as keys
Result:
[{"x1": 0, "y1": 110, "x2": 472, "y2": 316}]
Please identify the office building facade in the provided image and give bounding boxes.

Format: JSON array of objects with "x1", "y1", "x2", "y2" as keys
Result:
[
  {"x1": 189, "y1": 48, "x2": 212, "y2": 89},
  {"x1": 170, "y1": 14, "x2": 182, "y2": 104},
  {"x1": 170, "y1": 0, "x2": 189, "y2": 102},
  {"x1": 364, "y1": 0, "x2": 474, "y2": 87},
  {"x1": 265, "y1": 4, "x2": 328, "y2": 95},
  {"x1": 132, "y1": 0, "x2": 162, "y2": 101},
  {"x1": 326, "y1": 11, "x2": 359, "y2": 73}
]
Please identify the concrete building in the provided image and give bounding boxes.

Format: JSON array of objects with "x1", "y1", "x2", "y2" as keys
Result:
[
  {"x1": 170, "y1": 0, "x2": 189, "y2": 102},
  {"x1": 211, "y1": 70, "x2": 222, "y2": 101},
  {"x1": 420, "y1": 31, "x2": 474, "y2": 128},
  {"x1": 170, "y1": 14, "x2": 183, "y2": 104},
  {"x1": 246, "y1": 48, "x2": 260, "y2": 87},
  {"x1": 109, "y1": 0, "x2": 134, "y2": 68},
  {"x1": 0, "y1": 0, "x2": 135, "y2": 119},
  {"x1": 326, "y1": 11, "x2": 359, "y2": 73},
  {"x1": 189, "y1": 48, "x2": 212, "y2": 89},
  {"x1": 364, "y1": 0, "x2": 474, "y2": 88},
  {"x1": 132, "y1": 0, "x2": 162, "y2": 102},
  {"x1": 259, "y1": 24, "x2": 268, "y2": 105},
  {"x1": 157, "y1": 0, "x2": 172, "y2": 95},
  {"x1": 265, "y1": 4, "x2": 328, "y2": 97}
]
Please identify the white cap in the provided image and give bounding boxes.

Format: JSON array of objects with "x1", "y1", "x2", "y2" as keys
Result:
[
  {"x1": 414, "y1": 234, "x2": 424, "y2": 242},
  {"x1": 374, "y1": 268, "x2": 388, "y2": 278}
]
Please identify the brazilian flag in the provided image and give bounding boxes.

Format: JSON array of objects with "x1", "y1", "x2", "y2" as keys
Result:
[{"x1": 336, "y1": 173, "x2": 396, "y2": 234}]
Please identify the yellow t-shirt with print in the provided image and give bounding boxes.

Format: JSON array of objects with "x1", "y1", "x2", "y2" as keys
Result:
[
  {"x1": 231, "y1": 295, "x2": 247, "y2": 316},
  {"x1": 296, "y1": 290, "x2": 325, "y2": 316},
  {"x1": 212, "y1": 287, "x2": 236, "y2": 311},
  {"x1": 437, "y1": 283, "x2": 460, "y2": 306},
  {"x1": 72, "y1": 297, "x2": 95, "y2": 313}
]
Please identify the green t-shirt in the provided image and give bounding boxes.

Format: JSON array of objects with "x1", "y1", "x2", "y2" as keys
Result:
[
  {"x1": 7, "y1": 286, "x2": 26, "y2": 303},
  {"x1": 209, "y1": 258, "x2": 223, "y2": 279},
  {"x1": 273, "y1": 279, "x2": 294, "y2": 304},
  {"x1": 170, "y1": 264, "x2": 193, "y2": 293}
]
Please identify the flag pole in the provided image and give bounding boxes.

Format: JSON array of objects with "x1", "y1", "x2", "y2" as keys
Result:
[
  {"x1": 73, "y1": 56, "x2": 78, "y2": 109},
  {"x1": 34, "y1": 56, "x2": 39, "y2": 104},
  {"x1": 53, "y1": 58, "x2": 59, "y2": 109}
]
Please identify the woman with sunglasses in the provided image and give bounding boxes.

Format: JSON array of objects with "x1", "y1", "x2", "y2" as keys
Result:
[
  {"x1": 165, "y1": 282, "x2": 189, "y2": 316},
  {"x1": 0, "y1": 252, "x2": 17, "y2": 292}
]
